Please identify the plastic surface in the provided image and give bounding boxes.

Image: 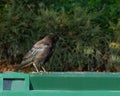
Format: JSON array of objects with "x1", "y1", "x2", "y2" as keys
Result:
[
  {"x1": 1, "y1": 72, "x2": 120, "y2": 96},
  {"x1": 30, "y1": 72, "x2": 120, "y2": 90}
]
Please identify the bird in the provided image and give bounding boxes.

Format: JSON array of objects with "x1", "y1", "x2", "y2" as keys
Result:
[{"x1": 14, "y1": 33, "x2": 59, "y2": 72}]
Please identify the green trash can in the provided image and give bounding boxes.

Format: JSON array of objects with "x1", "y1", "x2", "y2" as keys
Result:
[{"x1": 1, "y1": 72, "x2": 120, "y2": 96}]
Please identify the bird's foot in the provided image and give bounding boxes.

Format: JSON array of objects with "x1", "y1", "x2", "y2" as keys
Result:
[
  {"x1": 41, "y1": 66, "x2": 47, "y2": 72},
  {"x1": 33, "y1": 63, "x2": 39, "y2": 72},
  {"x1": 39, "y1": 70, "x2": 48, "y2": 73},
  {"x1": 31, "y1": 71, "x2": 39, "y2": 73}
]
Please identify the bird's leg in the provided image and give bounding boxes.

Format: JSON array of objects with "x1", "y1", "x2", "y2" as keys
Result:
[
  {"x1": 33, "y1": 63, "x2": 39, "y2": 72},
  {"x1": 41, "y1": 66, "x2": 46, "y2": 72}
]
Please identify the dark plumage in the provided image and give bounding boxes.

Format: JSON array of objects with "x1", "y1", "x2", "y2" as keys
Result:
[{"x1": 14, "y1": 33, "x2": 59, "y2": 72}]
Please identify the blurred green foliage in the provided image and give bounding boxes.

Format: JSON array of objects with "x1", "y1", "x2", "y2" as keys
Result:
[{"x1": 0, "y1": 0, "x2": 120, "y2": 71}]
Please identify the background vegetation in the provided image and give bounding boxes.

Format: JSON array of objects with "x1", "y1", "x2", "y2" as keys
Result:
[{"x1": 0, "y1": 0, "x2": 120, "y2": 72}]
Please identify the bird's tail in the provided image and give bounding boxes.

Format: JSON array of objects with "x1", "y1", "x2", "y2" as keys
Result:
[{"x1": 14, "y1": 61, "x2": 33, "y2": 72}]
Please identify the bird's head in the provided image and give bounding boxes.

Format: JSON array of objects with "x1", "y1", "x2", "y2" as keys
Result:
[{"x1": 44, "y1": 33, "x2": 59, "y2": 43}]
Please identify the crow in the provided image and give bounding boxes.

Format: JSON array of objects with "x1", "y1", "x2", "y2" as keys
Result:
[{"x1": 14, "y1": 33, "x2": 59, "y2": 72}]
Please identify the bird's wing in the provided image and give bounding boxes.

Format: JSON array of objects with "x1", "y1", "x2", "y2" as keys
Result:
[{"x1": 22, "y1": 43, "x2": 49, "y2": 64}]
